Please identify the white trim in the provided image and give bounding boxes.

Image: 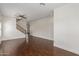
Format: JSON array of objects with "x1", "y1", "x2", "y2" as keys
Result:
[
  {"x1": 32, "y1": 34, "x2": 53, "y2": 41},
  {"x1": 54, "y1": 43, "x2": 79, "y2": 55},
  {"x1": 2, "y1": 37, "x2": 25, "y2": 41}
]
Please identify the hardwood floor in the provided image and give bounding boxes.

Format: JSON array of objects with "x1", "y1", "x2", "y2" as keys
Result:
[
  {"x1": 54, "y1": 47, "x2": 79, "y2": 56},
  {"x1": 24, "y1": 36, "x2": 53, "y2": 56},
  {"x1": 2, "y1": 38, "x2": 26, "y2": 56},
  {"x1": 0, "y1": 36, "x2": 53, "y2": 56},
  {"x1": 0, "y1": 36, "x2": 78, "y2": 56}
]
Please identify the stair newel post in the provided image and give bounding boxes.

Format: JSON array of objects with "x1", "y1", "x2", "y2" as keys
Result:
[{"x1": 26, "y1": 20, "x2": 30, "y2": 44}]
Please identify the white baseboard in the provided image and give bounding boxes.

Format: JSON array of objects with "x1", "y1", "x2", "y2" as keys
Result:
[
  {"x1": 32, "y1": 34, "x2": 53, "y2": 41},
  {"x1": 2, "y1": 37, "x2": 25, "y2": 41},
  {"x1": 54, "y1": 43, "x2": 79, "y2": 55}
]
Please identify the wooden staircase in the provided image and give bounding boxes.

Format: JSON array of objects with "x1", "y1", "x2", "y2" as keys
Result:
[
  {"x1": 16, "y1": 23, "x2": 26, "y2": 34},
  {"x1": 16, "y1": 16, "x2": 30, "y2": 43},
  {"x1": 16, "y1": 17, "x2": 26, "y2": 34}
]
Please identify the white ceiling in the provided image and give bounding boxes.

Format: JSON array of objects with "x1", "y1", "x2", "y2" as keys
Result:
[{"x1": 0, "y1": 3, "x2": 67, "y2": 21}]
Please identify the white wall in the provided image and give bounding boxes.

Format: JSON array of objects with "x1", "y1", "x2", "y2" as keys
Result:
[
  {"x1": 54, "y1": 4, "x2": 79, "y2": 54},
  {"x1": 0, "y1": 17, "x2": 2, "y2": 44},
  {"x1": 0, "y1": 22, "x2": 1, "y2": 37},
  {"x1": 30, "y1": 16, "x2": 53, "y2": 40},
  {"x1": 2, "y1": 17, "x2": 25, "y2": 40}
]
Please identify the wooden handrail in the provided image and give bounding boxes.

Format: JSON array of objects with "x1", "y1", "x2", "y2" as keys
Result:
[{"x1": 16, "y1": 24, "x2": 26, "y2": 34}]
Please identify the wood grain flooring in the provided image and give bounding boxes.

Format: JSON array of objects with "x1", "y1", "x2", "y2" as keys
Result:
[
  {"x1": 0, "y1": 36, "x2": 78, "y2": 56},
  {"x1": 54, "y1": 47, "x2": 79, "y2": 56},
  {"x1": 0, "y1": 36, "x2": 53, "y2": 56}
]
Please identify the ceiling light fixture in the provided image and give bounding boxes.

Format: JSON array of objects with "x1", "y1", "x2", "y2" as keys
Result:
[{"x1": 40, "y1": 3, "x2": 46, "y2": 6}]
